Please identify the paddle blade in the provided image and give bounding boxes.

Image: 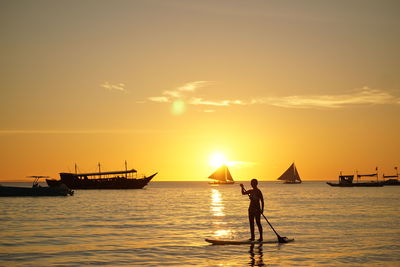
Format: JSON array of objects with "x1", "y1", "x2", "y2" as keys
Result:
[{"x1": 278, "y1": 236, "x2": 290, "y2": 243}]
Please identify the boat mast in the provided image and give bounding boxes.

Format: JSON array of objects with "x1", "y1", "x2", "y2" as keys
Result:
[
  {"x1": 376, "y1": 166, "x2": 378, "y2": 183},
  {"x1": 125, "y1": 160, "x2": 128, "y2": 178},
  {"x1": 98, "y1": 162, "x2": 101, "y2": 179},
  {"x1": 224, "y1": 165, "x2": 227, "y2": 181},
  {"x1": 356, "y1": 170, "x2": 358, "y2": 183},
  {"x1": 293, "y1": 162, "x2": 295, "y2": 182},
  {"x1": 396, "y1": 166, "x2": 399, "y2": 178},
  {"x1": 75, "y1": 163, "x2": 77, "y2": 174}
]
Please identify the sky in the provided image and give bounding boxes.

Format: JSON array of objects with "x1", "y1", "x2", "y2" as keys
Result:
[{"x1": 1, "y1": 0, "x2": 399, "y2": 181}]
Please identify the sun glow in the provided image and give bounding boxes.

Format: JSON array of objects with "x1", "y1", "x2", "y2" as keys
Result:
[{"x1": 209, "y1": 153, "x2": 227, "y2": 168}]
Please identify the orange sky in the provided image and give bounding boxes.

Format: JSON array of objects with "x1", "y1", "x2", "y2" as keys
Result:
[{"x1": 1, "y1": 1, "x2": 399, "y2": 181}]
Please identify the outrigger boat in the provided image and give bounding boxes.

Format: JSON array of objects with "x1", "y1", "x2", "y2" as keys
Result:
[
  {"x1": 208, "y1": 165, "x2": 235, "y2": 184},
  {"x1": 382, "y1": 167, "x2": 400, "y2": 186},
  {"x1": 0, "y1": 176, "x2": 74, "y2": 197},
  {"x1": 327, "y1": 170, "x2": 383, "y2": 187},
  {"x1": 46, "y1": 162, "x2": 157, "y2": 189},
  {"x1": 277, "y1": 162, "x2": 302, "y2": 184}
]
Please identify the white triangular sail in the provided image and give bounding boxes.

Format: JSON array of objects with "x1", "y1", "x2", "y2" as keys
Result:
[
  {"x1": 208, "y1": 165, "x2": 233, "y2": 182},
  {"x1": 277, "y1": 163, "x2": 302, "y2": 183}
]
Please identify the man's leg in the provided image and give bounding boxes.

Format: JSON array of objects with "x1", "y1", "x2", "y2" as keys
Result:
[
  {"x1": 248, "y1": 212, "x2": 255, "y2": 240},
  {"x1": 255, "y1": 213, "x2": 263, "y2": 241}
]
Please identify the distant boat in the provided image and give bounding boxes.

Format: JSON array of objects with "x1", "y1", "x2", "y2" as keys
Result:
[
  {"x1": 327, "y1": 171, "x2": 383, "y2": 187},
  {"x1": 208, "y1": 165, "x2": 235, "y2": 185},
  {"x1": 0, "y1": 176, "x2": 74, "y2": 197},
  {"x1": 382, "y1": 167, "x2": 400, "y2": 186},
  {"x1": 277, "y1": 163, "x2": 302, "y2": 184},
  {"x1": 46, "y1": 162, "x2": 157, "y2": 189}
]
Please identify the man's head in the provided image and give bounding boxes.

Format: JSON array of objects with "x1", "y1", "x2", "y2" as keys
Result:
[{"x1": 251, "y1": 178, "x2": 258, "y2": 188}]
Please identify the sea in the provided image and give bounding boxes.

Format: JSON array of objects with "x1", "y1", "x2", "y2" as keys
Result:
[{"x1": 0, "y1": 181, "x2": 399, "y2": 266}]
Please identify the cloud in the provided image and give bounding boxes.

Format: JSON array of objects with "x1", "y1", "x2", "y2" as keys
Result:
[
  {"x1": 0, "y1": 129, "x2": 174, "y2": 135},
  {"x1": 189, "y1": 97, "x2": 245, "y2": 106},
  {"x1": 148, "y1": 83, "x2": 399, "y2": 112},
  {"x1": 177, "y1": 81, "x2": 211, "y2": 92},
  {"x1": 252, "y1": 87, "x2": 399, "y2": 108},
  {"x1": 148, "y1": 96, "x2": 169, "y2": 103},
  {"x1": 101, "y1": 81, "x2": 126, "y2": 92},
  {"x1": 148, "y1": 80, "x2": 214, "y2": 103}
]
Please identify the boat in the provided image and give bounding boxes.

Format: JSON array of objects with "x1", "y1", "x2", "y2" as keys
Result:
[
  {"x1": 46, "y1": 162, "x2": 157, "y2": 189},
  {"x1": 381, "y1": 167, "x2": 400, "y2": 186},
  {"x1": 0, "y1": 176, "x2": 74, "y2": 197},
  {"x1": 277, "y1": 162, "x2": 302, "y2": 184},
  {"x1": 327, "y1": 171, "x2": 383, "y2": 187},
  {"x1": 208, "y1": 165, "x2": 235, "y2": 184}
]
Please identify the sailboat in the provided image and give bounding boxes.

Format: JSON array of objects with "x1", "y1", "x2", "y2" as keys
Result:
[
  {"x1": 208, "y1": 165, "x2": 235, "y2": 184},
  {"x1": 277, "y1": 162, "x2": 302, "y2": 184}
]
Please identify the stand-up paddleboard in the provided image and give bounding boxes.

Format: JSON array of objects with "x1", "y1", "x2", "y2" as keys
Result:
[{"x1": 205, "y1": 238, "x2": 294, "y2": 245}]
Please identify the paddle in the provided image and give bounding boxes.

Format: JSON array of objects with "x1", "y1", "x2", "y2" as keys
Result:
[{"x1": 241, "y1": 184, "x2": 290, "y2": 243}]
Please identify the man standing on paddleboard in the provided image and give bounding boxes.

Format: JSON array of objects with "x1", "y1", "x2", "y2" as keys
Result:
[{"x1": 240, "y1": 179, "x2": 264, "y2": 241}]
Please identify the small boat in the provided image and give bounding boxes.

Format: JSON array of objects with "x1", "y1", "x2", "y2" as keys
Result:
[
  {"x1": 381, "y1": 167, "x2": 400, "y2": 186},
  {"x1": 208, "y1": 165, "x2": 235, "y2": 184},
  {"x1": 46, "y1": 162, "x2": 157, "y2": 189},
  {"x1": 277, "y1": 162, "x2": 302, "y2": 184},
  {"x1": 327, "y1": 171, "x2": 383, "y2": 187},
  {"x1": 0, "y1": 176, "x2": 74, "y2": 197}
]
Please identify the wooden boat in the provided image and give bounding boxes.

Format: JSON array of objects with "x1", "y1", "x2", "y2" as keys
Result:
[
  {"x1": 46, "y1": 163, "x2": 157, "y2": 189},
  {"x1": 208, "y1": 165, "x2": 235, "y2": 184},
  {"x1": 277, "y1": 163, "x2": 302, "y2": 184},
  {"x1": 0, "y1": 176, "x2": 74, "y2": 197},
  {"x1": 327, "y1": 171, "x2": 383, "y2": 187}
]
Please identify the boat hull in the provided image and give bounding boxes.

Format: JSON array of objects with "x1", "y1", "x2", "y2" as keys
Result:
[
  {"x1": 208, "y1": 181, "x2": 235, "y2": 185},
  {"x1": 283, "y1": 181, "x2": 302, "y2": 184},
  {"x1": 0, "y1": 185, "x2": 73, "y2": 197},
  {"x1": 326, "y1": 182, "x2": 383, "y2": 187},
  {"x1": 47, "y1": 172, "x2": 157, "y2": 189},
  {"x1": 381, "y1": 179, "x2": 400, "y2": 186}
]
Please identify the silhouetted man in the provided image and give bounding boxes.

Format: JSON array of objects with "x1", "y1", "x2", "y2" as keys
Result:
[{"x1": 240, "y1": 179, "x2": 264, "y2": 241}]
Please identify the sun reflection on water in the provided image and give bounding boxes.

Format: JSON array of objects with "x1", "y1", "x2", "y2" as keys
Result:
[
  {"x1": 211, "y1": 188, "x2": 225, "y2": 217},
  {"x1": 210, "y1": 188, "x2": 233, "y2": 239}
]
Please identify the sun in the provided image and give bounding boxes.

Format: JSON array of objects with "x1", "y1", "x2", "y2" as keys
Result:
[{"x1": 209, "y1": 153, "x2": 227, "y2": 168}]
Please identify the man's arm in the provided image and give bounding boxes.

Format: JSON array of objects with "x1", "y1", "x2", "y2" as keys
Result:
[
  {"x1": 260, "y1": 190, "x2": 264, "y2": 213},
  {"x1": 240, "y1": 184, "x2": 248, "y2": 195}
]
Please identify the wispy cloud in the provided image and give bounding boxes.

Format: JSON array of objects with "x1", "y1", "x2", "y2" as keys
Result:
[
  {"x1": 148, "y1": 83, "x2": 399, "y2": 112},
  {"x1": 101, "y1": 81, "x2": 126, "y2": 92},
  {"x1": 252, "y1": 87, "x2": 399, "y2": 109},
  {"x1": 148, "y1": 81, "x2": 213, "y2": 103},
  {"x1": 0, "y1": 129, "x2": 174, "y2": 135},
  {"x1": 148, "y1": 96, "x2": 169, "y2": 103},
  {"x1": 178, "y1": 81, "x2": 211, "y2": 92},
  {"x1": 189, "y1": 98, "x2": 245, "y2": 106}
]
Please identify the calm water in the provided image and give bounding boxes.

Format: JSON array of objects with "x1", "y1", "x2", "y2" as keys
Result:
[{"x1": 0, "y1": 181, "x2": 399, "y2": 266}]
